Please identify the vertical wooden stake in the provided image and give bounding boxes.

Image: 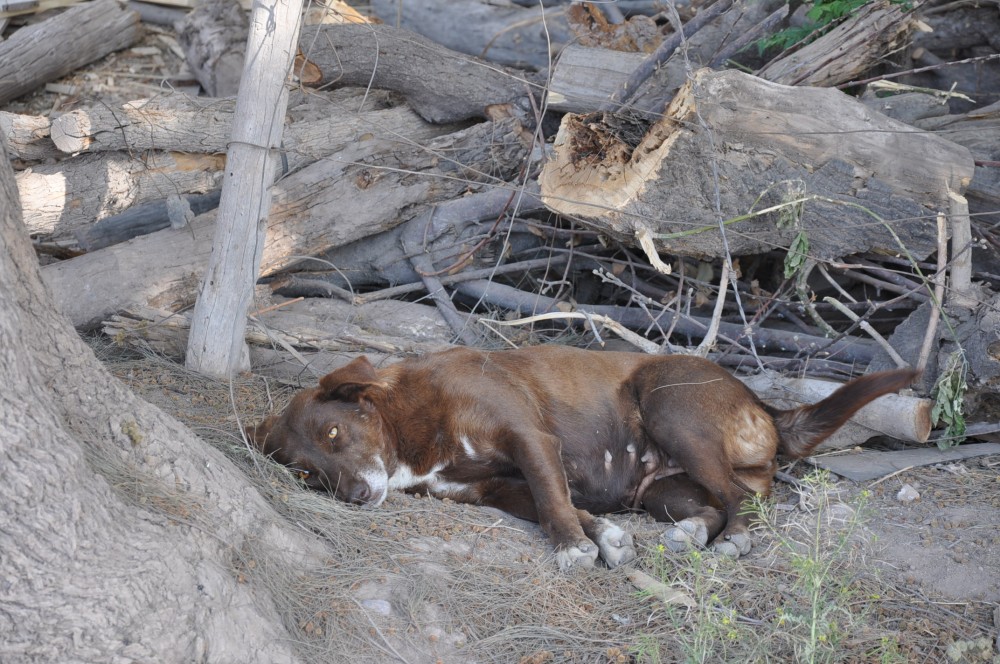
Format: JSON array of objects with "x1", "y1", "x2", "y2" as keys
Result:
[{"x1": 186, "y1": 0, "x2": 303, "y2": 377}]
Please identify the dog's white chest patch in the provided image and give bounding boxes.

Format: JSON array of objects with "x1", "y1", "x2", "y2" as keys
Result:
[{"x1": 389, "y1": 462, "x2": 468, "y2": 497}]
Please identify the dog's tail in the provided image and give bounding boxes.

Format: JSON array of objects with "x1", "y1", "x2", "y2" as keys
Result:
[{"x1": 771, "y1": 369, "x2": 920, "y2": 459}]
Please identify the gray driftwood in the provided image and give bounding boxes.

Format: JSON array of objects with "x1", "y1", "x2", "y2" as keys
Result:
[
  {"x1": 756, "y1": 0, "x2": 912, "y2": 87},
  {"x1": 104, "y1": 298, "x2": 454, "y2": 362},
  {"x1": 539, "y1": 68, "x2": 975, "y2": 261},
  {"x1": 299, "y1": 23, "x2": 540, "y2": 123},
  {"x1": 42, "y1": 120, "x2": 531, "y2": 328},
  {"x1": 369, "y1": 0, "x2": 571, "y2": 71},
  {"x1": 175, "y1": 0, "x2": 248, "y2": 97},
  {"x1": 0, "y1": 0, "x2": 141, "y2": 105}
]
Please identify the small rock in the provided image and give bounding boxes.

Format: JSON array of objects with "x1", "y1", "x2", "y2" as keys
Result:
[
  {"x1": 896, "y1": 484, "x2": 920, "y2": 502},
  {"x1": 360, "y1": 599, "x2": 392, "y2": 616}
]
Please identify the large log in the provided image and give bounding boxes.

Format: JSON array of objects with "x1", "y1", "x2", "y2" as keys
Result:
[
  {"x1": 369, "y1": 0, "x2": 571, "y2": 71},
  {"x1": 0, "y1": 0, "x2": 141, "y2": 105},
  {"x1": 42, "y1": 120, "x2": 531, "y2": 328},
  {"x1": 50, "y1": 91, "x2": 447, "y2": 170},
  {"x1": 756, "y1": 0, "x2": 912, "y2": 87},
  {"x1": 539, "y1": 68, "x2": 975, "y2": 261},
  {"x1": 0, "y1": 112, "x2": 62, "y2": 162},
  {"x1": 915, "y1": 100, "x2": 1000, "y2": 224},
  {"x1": 17, "y1": 151, "x2": 225, "y2": 240},
  {"x1": 299, "y1": 23, "x2": 540, "y2": 123}
]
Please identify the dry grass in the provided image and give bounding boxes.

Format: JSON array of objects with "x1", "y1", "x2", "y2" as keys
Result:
[{"x1": 89, "y1": 336, "x2": 997, "y2": 664}]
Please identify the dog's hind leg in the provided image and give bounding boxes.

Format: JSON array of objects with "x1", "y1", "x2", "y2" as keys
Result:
[
  {"x1": 641, "y1": 474, "x2": 728, "y2": 553},
  {"x1": 576, "y1": 511, "x2": 636, "y2": 568}
]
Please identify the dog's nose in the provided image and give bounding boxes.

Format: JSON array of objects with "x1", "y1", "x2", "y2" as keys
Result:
[{"x1": 350, "y1": 483, "x2": 372, "y2": 504}]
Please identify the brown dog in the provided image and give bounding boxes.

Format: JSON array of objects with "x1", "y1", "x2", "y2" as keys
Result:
[{"x1": 247, "y1": 345, "x2": 916, "y2": 570}]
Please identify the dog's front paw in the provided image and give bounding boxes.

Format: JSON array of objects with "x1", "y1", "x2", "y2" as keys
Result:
[
  {"x1": 710, "y1": 531, "x2": 751, "y2": 558},
  {"x1": 662, "y1": 518, "x2": 709, "y2": 552},
  {"x1": 592, "y1": 518, "x2": 636, "y2": 569},
  {"x1": 555, "y1": 540, "x2": 599, "y2": 571}
]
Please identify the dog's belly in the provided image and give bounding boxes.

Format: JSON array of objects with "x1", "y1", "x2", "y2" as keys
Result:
[{"x1": 563, "y1": 444, "x2": 680, "y2": 514}]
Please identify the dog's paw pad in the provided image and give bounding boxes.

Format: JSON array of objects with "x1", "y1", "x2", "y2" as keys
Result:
[
  {"x1": 555, "y1": 540, "x2": 599, "y2": 571},
  {"x1": 593, "y1": 519, "x2": 636, "y2": 568},
  {"x1": 711, "y1": 532, "x2": 751, "y2": 558},
  {"x1": 662, "y1": 518, "x2": 709, "y2": 552}
]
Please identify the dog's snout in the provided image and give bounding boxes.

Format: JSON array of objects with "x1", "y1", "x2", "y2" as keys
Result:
[{"x1": 349, "y1": 482, "x2": 372, "y2": 504}]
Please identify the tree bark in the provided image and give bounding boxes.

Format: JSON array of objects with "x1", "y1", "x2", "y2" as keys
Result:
[
  {"x1": 0, "y1": 108, "x2": 310, "y2": 664},
  {"x1": 186, "y1": 0, "x2": 304, "y2": 377},
  {"x1": 0, "y1": 0, "x2": 142, "y2": 105},
  {"x1": 42, "y1": 119, "x2": 531, "y2": 328},
  {"x1": 540, "y1": 68, "x2": 975, "y2": 261}
]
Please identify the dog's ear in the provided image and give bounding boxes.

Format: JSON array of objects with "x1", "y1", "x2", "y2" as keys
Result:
[
  {"x1": 319, "y1": 356, "x2": 388, "y2": 402},
  {"x1": 244, "y1": 415, "x2": 277, "y2": 453}
]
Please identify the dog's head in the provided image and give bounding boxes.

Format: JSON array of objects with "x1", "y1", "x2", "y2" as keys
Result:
[{"x1": 246, "y1": 356, "x2": 393, "y2": 506}]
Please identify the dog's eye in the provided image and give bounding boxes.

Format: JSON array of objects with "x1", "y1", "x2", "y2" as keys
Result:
[
  {"x1": 327, "y1": 426, "x2": 339, "y2": 440},
  {"x1": 295, "y1": 469, "x2": 310, "y2": 480}
]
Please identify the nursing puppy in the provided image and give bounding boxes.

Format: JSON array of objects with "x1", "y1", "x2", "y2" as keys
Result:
[{"x1": 247, "y1": 345, "x2": 916, "y2": 570}]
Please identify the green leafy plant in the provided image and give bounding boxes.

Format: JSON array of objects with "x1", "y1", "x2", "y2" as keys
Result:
[
  {"x1": 931, "y1": 351, "x2": 968, "y2": 448},
  {"x1": 758, "y1": 0, "x2": 872, "y2": 52}
]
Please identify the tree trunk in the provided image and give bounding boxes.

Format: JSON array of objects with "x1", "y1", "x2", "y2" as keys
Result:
[
  {"x1": 185, "y1": 0, "x2": 304, "y2": 377},
  {"x1": 0, "y1": 116, "x2": 310, "y2": 664}
]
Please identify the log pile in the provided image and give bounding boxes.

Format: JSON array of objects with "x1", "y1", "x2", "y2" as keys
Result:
[{"x1": 4, "y1": 0, "x2": 1000, "y2": 441}]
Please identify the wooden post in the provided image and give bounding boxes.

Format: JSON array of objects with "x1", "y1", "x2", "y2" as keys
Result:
[{"x1": 185, "y1": 0, "x2": 303, "y2": 377}]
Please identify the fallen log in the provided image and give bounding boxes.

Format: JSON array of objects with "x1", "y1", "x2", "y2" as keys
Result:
[
  {"x1": 42, "y1": 119, "x2": 531, "y2": 328},
  {"x1": 756, "y1": 0, "x2": 912, "y2": 87},
  {"x1": 103, "y1": 298, "x2": 454, "y2": 362},
  {"x1": 17, "y1": 151, "x2": 225, "y2": 240},
  {"x1": 915, "y1": 100, "x2": 1000, "y2": 224},
  {"x1": 49, "y1": 91, "x2": 448, "y2": 169},
  {"x1": 0, "y1": 112, "x2": 61, "y2": 162},
  {"x1": 299, "y1": 23, "x2": 540, "y2": 123},
  {"x1": 369, "y1": 0, "x2": 571, "y2": 71},
  {"x1": 175, "y1": 0, "x2": 247, "y2": 97},
  {"x1": 539, "y1": 68, "x2": 975, "y2": 262},
  {"x1": 75, "y1": 190, "x2": 222, "y2": 251},
  {"x1": 0, "y1": 0, "x2": 141, "y2": 105}
]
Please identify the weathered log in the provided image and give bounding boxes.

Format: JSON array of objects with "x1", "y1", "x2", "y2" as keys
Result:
[
  {"x1": 859, "y1": 90, "x2": 950, "y2": 125},
  {"x1": 740, "y1": 371, "x2": 932, "y2": 449},
  {"x1": 369, "y1": 0, "x2": 571, "y2": 71},
  {"x1": 915, "y1": 100, "x2": 1000, "y2": 224},
  {"x1": 0, "y1": 0, "x2": 141, "y2": 105},
  {"x1": 103, "y1": 298, "x2": 454, "y2": 362},
  {"x1": 539, "y1": 68, "x2": 975, "y2": 262},
  {"x1": 42, "y1": 120, "x2": 531, "y2": 328},
  {"x1": 299, "y1": 23, "x2": 540, "y2": 123},
  {"x1": 175, "y1": 0, "x2": 248, "y2": 97},
  {"x1": 547, "y1": 0, "x2": 784, "y2": 116},
  {"x1": 17, "y1": 151, "x2": 225, "y2": 240},
  {"x1": 757, "y1": 0, "x2": 912, "y2": 87},
  {"x1": 75, "y1": 190, "x2": 222, "y2": 251},
  {"x1": 0, "y1": 112, "x2": 61, "y2": 162},
  {"x1": 49, "y1": 92, "x2": 449, "y2": 173}
]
